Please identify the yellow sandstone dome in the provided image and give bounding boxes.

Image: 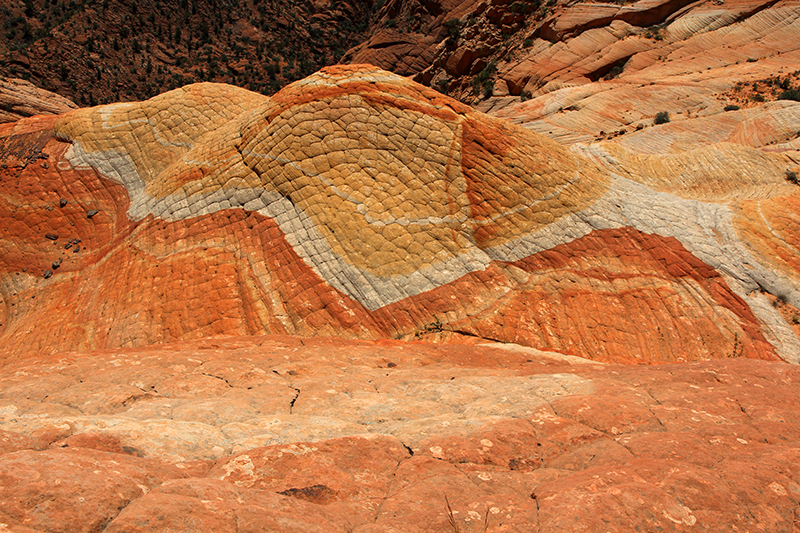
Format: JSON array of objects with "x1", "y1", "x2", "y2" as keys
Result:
[{"x1": 0, "y1": 65, "x2": 797, "y2": 364}]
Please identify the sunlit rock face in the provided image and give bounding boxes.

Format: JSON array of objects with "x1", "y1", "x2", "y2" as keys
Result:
[
  {"x1": 1, "y1": 65, "x2": 798, "y2": 364},
  {"x1": 1, "y1": 336, "x2": 800, "y2": 532},
  {"x1": 0, "y1": 78, "x2": 78, "y2": 124}
]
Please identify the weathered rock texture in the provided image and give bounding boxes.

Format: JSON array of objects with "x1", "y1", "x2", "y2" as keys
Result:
[
  {"x1": 1, "y1": 65, "x2": 798, "y2": 364},
  {"x1": 339, "y1": 0, "x2": 800, "y2": 114},
  {"x1": 0, "y1": 78, "x2": 77, "y2": 124},
  {"x1": 483, "y1": 0, "x2": 800, "y2": 149},
  {"x1": 1, "y1": 335, "x2": 800, "y2": 532}
]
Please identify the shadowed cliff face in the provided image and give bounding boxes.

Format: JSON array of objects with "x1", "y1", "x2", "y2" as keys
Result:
[{"x1": 0, "y1": 65, "x2": 797, "y2": 363}]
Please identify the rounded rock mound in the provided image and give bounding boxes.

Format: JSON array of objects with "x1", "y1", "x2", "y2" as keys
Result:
[{"x1": 0, "y1": 65, "x2": 798, "y2": 364}]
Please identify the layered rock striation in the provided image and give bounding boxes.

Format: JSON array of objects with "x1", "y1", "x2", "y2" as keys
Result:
[
  {"x1": 0, "y1": 77, "x2": 77, "y2": 124},
  {"x1": 1, "y1": 65, "x2": 798, "y2": 364},
  {"x1": 484, "y1": 0, "x2": 800, "y2": 149}
]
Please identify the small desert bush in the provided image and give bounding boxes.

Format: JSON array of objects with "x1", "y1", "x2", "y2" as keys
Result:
[
  {"x1": 654, "y1": 111, "x2": 670, "y2": 124},
  {"x1": 472, "y1": 60, "x2": 497, "y2": 98},
  {"x1": 779, "y1": 88, "x2": 800, "y2": 102},
  {"x1": 444, "y1": 18, "x2": 462, "y2": 44}
]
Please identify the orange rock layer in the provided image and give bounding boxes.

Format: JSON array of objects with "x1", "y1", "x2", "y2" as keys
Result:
[
  {"x1": 0, "y1": 65, "x2": 797, "y2": 364},
  {"x1": 1, "y1": 335, "x2": 800, "y2": 532}
]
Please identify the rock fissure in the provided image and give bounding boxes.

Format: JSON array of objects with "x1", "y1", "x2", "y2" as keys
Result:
[
  {"x1": 201, "y1": 373, "x2": 233, "y2": 388},
  {"x1": 288, "y1": 387, "x2": 300, "y2": 414}
]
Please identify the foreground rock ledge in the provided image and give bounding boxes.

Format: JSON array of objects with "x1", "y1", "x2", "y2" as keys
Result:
[{"x1": 1, "y1": 334, "x2": 799, "y2": 532}]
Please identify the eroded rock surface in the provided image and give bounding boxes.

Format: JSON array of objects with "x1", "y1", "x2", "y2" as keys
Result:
[
  {"x1": 0, "y1": 65, "x2": 798, "y2": 364},
  {"x1": 0, "y1": 78, "x2": 77, "y2": 124},
  {"x1": 1, "y1": 335, "x2": 799, "y2": 532},
  {"x1": 483, "y1": 0, "x2": 800, "y2": 151}
]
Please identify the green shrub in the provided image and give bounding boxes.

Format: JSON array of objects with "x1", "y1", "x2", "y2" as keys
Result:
[
  {"x1": 510, "y1": 0, "x2": 538, "y2": 13},
  {"x1": 654, "y1": 111, "x2": 670, "y2": 124},
  {"x1": 724, "y1": 104, "x2": 740, "y2": 111},
  {"x1": 644, "y1": 26, "x2": 664, "y2": 40},
  {"x1": 604, "y1": 64, "x2": 624, "y2": 80},
  {"x1": 472, "y1": 60, "x2": 497, "y2": 98},
  {"x1": 444, "y1": 18, "x2": 461, "y2": 43},
  {"x1": 779, "y1": 88, "x2": 800, "y2": 101},
  {"x1": 510, "y1": 1, "x2": 526, "y2": 13}
]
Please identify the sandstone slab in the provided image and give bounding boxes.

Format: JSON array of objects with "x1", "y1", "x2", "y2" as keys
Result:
[{"x1": 0, "y1": 336, "x2": 797, "y2": 531}]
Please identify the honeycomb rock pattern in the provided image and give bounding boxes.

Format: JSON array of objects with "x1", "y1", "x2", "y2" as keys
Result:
[
  {"x1": 55, "y1": 67, "x2": 610, "y2": 309},
  {"x1": 1, "y1": 65, "x2": 798, "y2": 363}
]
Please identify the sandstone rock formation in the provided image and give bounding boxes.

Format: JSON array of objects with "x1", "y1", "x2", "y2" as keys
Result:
[
  {"x1": 2, "y1": 17, "x2": 800, "y2": 529},
  {"x1": 339, "y1": 0, "x2": 800, "y2": 114},
  {"x1": 0, "y1": 78, "x2": 77, "y2": 124},
  {"x1": 482, "y1": 0, "x2": 800, "y2": 149},
  {"x1": 1, "y1": 65, "x2": 798, "y2": 364},
  {"x1": 1, "y1": 335, "x2": 800, "y2": 532}
]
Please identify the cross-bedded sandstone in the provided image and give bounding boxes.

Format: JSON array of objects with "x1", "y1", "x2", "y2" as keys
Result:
[
  {"x1": 0, "y1": 78, "x2": 78, "y2": 124},
  {"x1": 0, "y1": 65, "x2": 798, "y2": 363}
]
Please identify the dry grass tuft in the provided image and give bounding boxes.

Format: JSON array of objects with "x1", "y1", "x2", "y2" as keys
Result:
[
  {"x1": 445, "y1": 495, "x2": 463, "y2": 533},
  {"x1": 444, "y1": 495, "x2": 490, "y2": 532}
]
